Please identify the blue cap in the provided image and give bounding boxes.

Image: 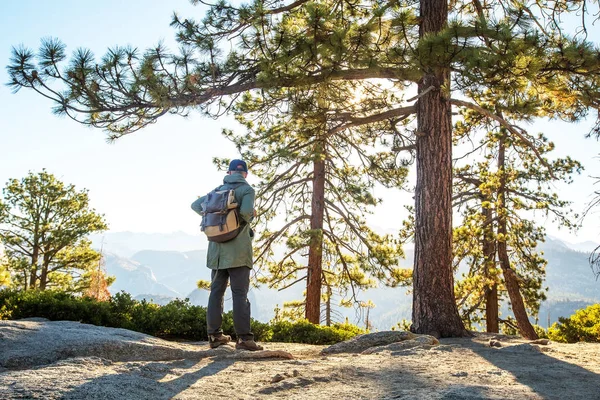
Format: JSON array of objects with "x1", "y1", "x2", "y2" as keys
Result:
[{"x1": 228, "y1": 159, "x2": 248, "y2": 172}]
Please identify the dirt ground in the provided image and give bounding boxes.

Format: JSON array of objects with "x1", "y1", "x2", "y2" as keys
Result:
[{"x1": 1, "y1": 330, "x2": 599, "y2": 400}]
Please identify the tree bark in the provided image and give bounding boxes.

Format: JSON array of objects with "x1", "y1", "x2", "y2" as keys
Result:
[
  {"x1": 39, "y1": 252, "x2": 51, "y2": 290},
  {"x1": 497, "y1": 134, "x2": 538, "y2": 340},
  {"x1": 412, "y1": 0, "x2": 468, "y2": 338},
  {"x1": 306, "y1": 158, "x2": 326, "y2": 324},
  {"x1": 482, "y1": 203, "x2": 499, "y2": 333},
  {"x1": 29, "y1": 230, "x2": 40, "y2": 289},
  {"x1": 325, "y1": 284, "x2": 332, "y2": 326},
  {"x1": 28, "y1": 248, "x2": 38, "y2": 289}
]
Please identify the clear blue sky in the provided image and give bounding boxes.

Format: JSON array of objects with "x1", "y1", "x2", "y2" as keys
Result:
[
  {"x1": 0, "y1": 0, "x2": 242, "y2": 236},
  {"x1": 0, "y1": 1, "x2": 599, "y2": 244}
]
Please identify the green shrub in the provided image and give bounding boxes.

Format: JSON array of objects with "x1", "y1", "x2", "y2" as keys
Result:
[
  {"x1": 218, "y1": 311, "x2": 273, "y2": 342},
  {"x1": 0, "y1": 289, "x2": 203, "y2": 339},
  {"x1": 269, "y1": 319, "x2": 364, "y2": 345},
  {"x1": 0, "y1": 289, "x2": 362, "y2": 344},
  {"x1": 532, "y1": 324, "x2": 548, "y2": 339},
  {"x1": 0, "y1": 289, "x2": 113, "y2": 325},
  {"x1": 152, "y1": 299, "x2": 205, "y2": 340},
  {"x1": 548, "y1": 304, "x2": 600, "y2": 343},
  {"x1": 391, "y1": 319, "x2": 412, "y2": 331},
  {"x1": 250, "y1": 318, "x2": 273, "y2": 342}
]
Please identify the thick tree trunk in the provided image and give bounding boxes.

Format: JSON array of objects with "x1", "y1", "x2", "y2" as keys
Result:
[
  {"x1": 482, "y1": 204, "x2": 499, "y2": 333},
  {"x1": 497, "y1": 135, "x2": 538, "y2": 340},
  {"x1": 485, "y1": 283, "x2": 499, "y2": 332},
  {"x1": 306, "y1": 158, "x2": 326, "y2": 324},
  {"x1": 412, "y1": 0, "x2": 467, "y2": 337}
]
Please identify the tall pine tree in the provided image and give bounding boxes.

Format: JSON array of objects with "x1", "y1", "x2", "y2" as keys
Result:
[
  {"x1": 0, "y1": 171, "x2": 109, "y2": 293},
  {"x1": 223, "y1": 82, "x2": 411, "y2": 323},
  {"x1": 453, "y1": 101, "x2": 581, "y2": 338}
]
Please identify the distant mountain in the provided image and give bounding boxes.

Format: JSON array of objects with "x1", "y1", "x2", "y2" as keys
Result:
[
  {"x1": 133, "y1": 294, "x2": 176, "y2": 306},
  {"x1": 535, "y1": 237, "x2": 600, "y2": 327},
  {"x1": 131, "y1": 250, "x2": 208, "y2": 298},
  {"x1": 186, "y1": 288, "x2": 209, "y2": 306},
  {"x1": 539, "y1": 237, "x2": 600, "y2": 302},
  {"x1": 104, "y1": 253, "x2": 180, "y2": 298},
  {"x1": 91, "y1": 231, "x2": 206, "y2": 257},
  {"x1": 98, "y1": 233, "x2": 599, "y2": 330},
  {"x1": 563, "y1": 240, "x2": 600, "y2": 254}
]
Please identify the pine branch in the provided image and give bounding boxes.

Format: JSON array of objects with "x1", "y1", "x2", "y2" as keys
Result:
[
  {"x1": 329, "y1": 105, "x2": 416, "y2": 135},
  {"x1": 277, "y1": 275, "x2": 307, "y2": 291},
  {"x1": 450, "y1": 99, "x2": 557, "y2": 179},
  {"x1": 254, "y1": 214, "x2": 311, "y2": 262}
]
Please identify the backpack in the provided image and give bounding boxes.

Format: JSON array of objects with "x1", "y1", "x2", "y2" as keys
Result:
[{"x1": 200, "y1": 183, "x2": 243, "y2": 243}]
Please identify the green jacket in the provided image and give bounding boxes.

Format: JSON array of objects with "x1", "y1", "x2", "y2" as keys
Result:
[{"x1": 191, "y1": 173, "x2": 255, "y2": 270}]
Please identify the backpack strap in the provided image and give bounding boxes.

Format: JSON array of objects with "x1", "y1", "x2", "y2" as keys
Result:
[
  {"x1": 220, "y1": 182, "x2": 245, "y2": 190},
  {"x1": 219, "y1": 182, "x2": 245, "y2": 206}
]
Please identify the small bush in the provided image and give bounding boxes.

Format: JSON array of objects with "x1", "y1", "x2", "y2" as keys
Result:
[
  {"x1": 0, "y1": 289, "x2": 113, "y2": 325},
  {"x1": 391, "y1": 319, "x2": 412, "y2": 331},
  {"x1": 270, "y1": 319, "x2": 365, "y2": 345},
  {"x1": 532, "y1": 324, "x2": 548, "y2": 339},
  {"x1": 548, "y1": 304, "x2": 600, "y2": 343},
  {"x1": 0, "y1": 289, "x2": 207, "y2": 339}
]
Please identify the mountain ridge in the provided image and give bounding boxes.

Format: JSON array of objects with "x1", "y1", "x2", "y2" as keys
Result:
[{"x1": 97, "y1": 231, "x2": 600, "y2": 329}]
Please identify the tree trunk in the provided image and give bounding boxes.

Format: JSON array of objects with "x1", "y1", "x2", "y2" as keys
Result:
[
  {"x1": 39, "y1": 252, "x2": 51, "y2": 290},
  {"x1": 485, "y1": 283, "x2": 499, "y2": 332},
  {"x1": 28, "y1": 219, "x2": 43, "y2": 290},
  {"x1": 497, "y1": 134, "x2": 538, "y2": 340},
  {"x1": 482, "y1": 203, "x2": 499, "y2": 333},
  {"x1": 22, "y1": 268, "x2": 28, "y2": 291},
  {"x1": 412, "y1": 0, "x2": 467, "y2": 338},
  {"x1": 29, "y1": 243, "x2": 39, "y2": 289},
  {"x1": 28, "y1": 261, "x2": 37, "y2": 289},
  {"x1": 306, "y1": 158, "x2": 326, "y2": 324},
  {"x1": 325, "y1": 285, "x2": 332, "y2": 326}
]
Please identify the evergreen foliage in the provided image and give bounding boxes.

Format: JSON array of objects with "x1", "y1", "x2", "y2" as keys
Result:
[
  {"x1": 548, "y1": 303, "x2": 600, "y2": 343},
  {"x1": 270, "y1": 319, "x2": 365, "y2": 345},
  {"x1": 453, "y1": 113, "x2": 581, "y2": 336},
  {"x1": 220, "y1": 82, "x2": 411, "y2": 323},
  {"x1": 0, "y1": 289, "x2": 363, "y2": 343},
  {"x1": 0, "y1": 255, "x2": 10, "y2": 287},
  {"x1": 7, "y1": 2, "x2": 599, "y2": 137},
  {"x1": 0, "y1": 171, "x2": 110, "y2": 293}
]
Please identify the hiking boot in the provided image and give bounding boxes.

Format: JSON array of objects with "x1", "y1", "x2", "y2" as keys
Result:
[
  {"x1": 209, "y1": 333, "x2": 231, "y2": 349},
  {"x1": 235, "y1": 339, "x2": 264, "y2": 351}
]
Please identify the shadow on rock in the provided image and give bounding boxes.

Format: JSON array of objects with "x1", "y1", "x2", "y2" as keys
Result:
[
  {"x1": 468, "y1": 340, "x2": 600, "y2": 399},
  {"x1": 62, "y1": 358, "x2": 235, "y2": 400}
]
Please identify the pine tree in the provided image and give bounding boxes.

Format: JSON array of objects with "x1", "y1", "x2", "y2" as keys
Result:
[
  {"x1": 453, "y1": 104, "x2": 581, "y2": 338},
  {"x1": 8, "y1": 0, "x2": 600, "y2": 336},
  {"x1": 0, "y1": 171, "x2": 109, "y2": 292},
  {"x1": 223, "y1": 82, "x2": 411, "y2": 324}
]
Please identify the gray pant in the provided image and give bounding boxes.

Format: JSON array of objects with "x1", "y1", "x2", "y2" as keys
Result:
[{"x1": 207, "y1": 266, "x2": 253, "y2": 341}]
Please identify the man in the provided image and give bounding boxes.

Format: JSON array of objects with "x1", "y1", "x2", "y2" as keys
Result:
[{"x1": 191, "y1": 159, "x2": 263, "y2": 351}]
